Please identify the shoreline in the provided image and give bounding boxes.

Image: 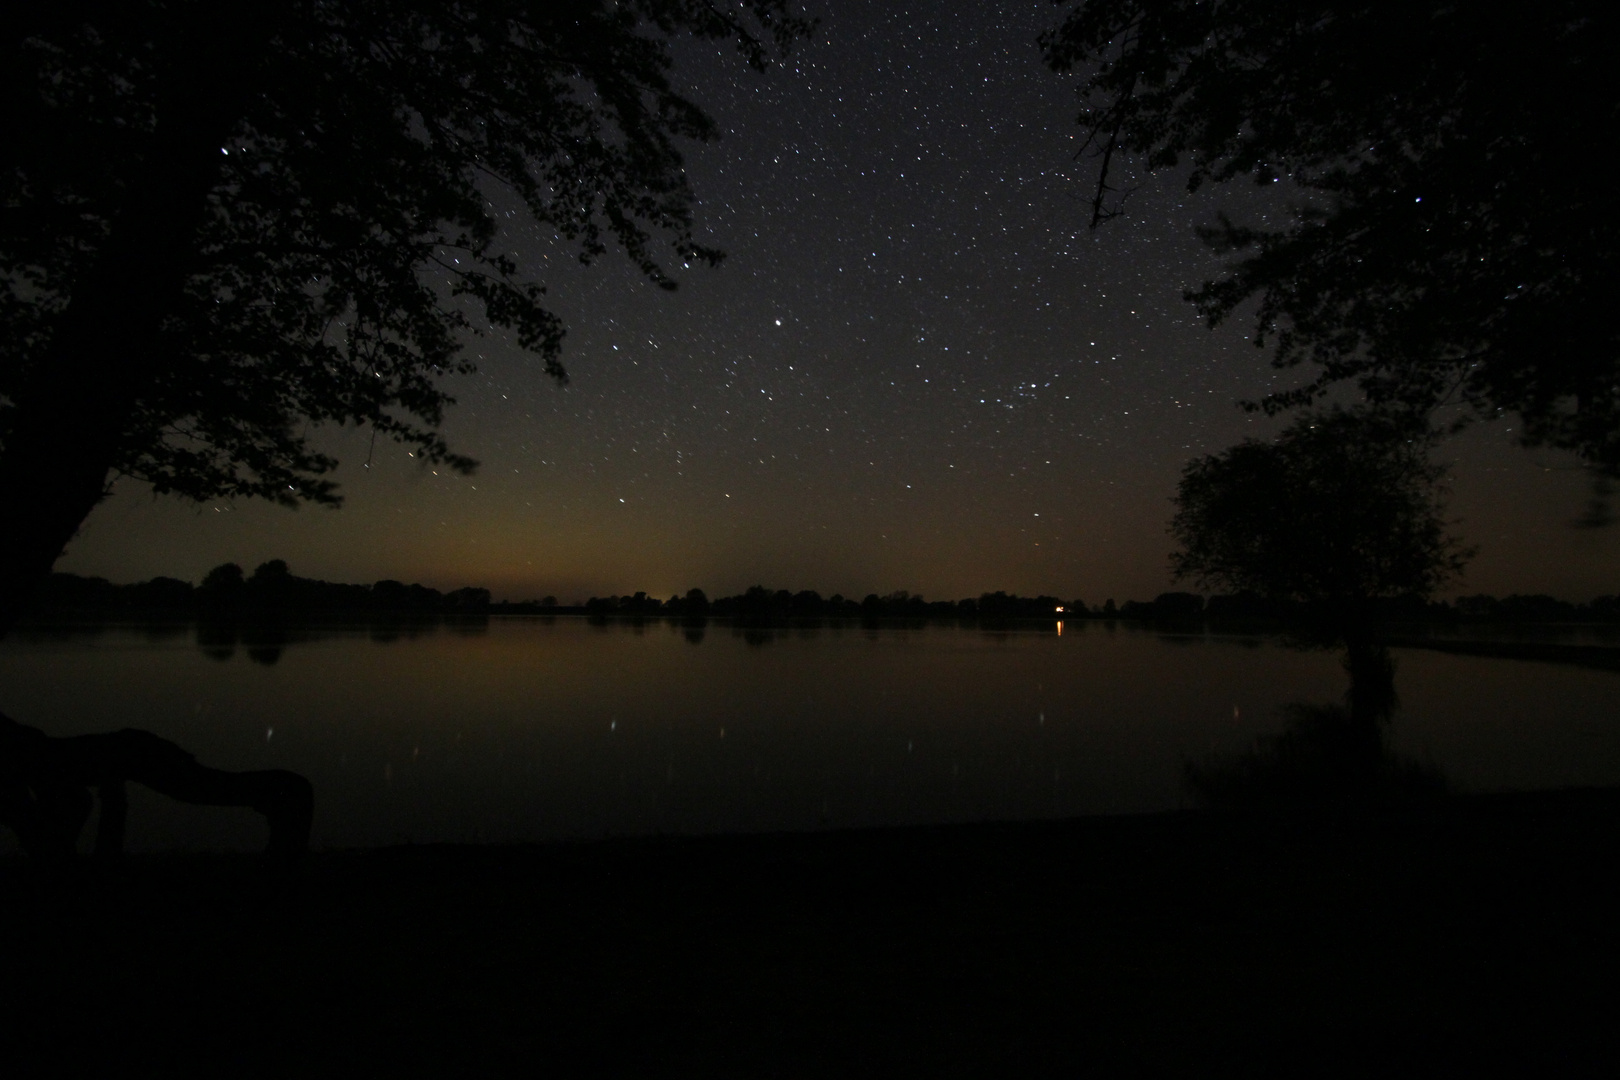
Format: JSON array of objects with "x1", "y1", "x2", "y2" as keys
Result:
[{"x1": 14, "y1": 612, "x2": 1620, "y2": 675}]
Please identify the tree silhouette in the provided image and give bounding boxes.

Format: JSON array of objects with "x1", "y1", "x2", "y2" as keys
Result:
[
  {"x1": 1042, "y1": 2, "x2": 1619, "y2": 478},
  {"x1": 0, "y1": 1, "x2": 810, "y2": 634},
  {"x1": 1170, "y1": 408, "x2": 1472, "y2": 724}
]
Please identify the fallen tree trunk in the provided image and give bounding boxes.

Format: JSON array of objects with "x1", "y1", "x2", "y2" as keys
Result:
[{"x1": 1, "y1": 711, "x2": 312, "y2": 861}]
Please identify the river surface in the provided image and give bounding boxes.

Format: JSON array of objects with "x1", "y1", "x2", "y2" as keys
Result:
[{"x1": 2, "y1": 617, "x2": 1617, "y2": 851}]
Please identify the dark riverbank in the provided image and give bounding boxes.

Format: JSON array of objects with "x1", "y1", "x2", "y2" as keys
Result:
[{"x1": 5, "y1": 789, "x2": 1618, "y2": 1075}]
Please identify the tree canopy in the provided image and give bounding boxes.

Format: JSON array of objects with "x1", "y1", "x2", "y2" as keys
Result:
[
  {"x1": 4, "y1": 0, "x2": 807, "y2": 503},
  {"x1": 1043, "y1": 1, "x2": 1620, "y2": 476},
  {"x1": 0, "y1": 0, "x2": 809, "y2": 631},
  {"x1": 1170, "y1": 408, "x2": 1471, "y2": 620}
]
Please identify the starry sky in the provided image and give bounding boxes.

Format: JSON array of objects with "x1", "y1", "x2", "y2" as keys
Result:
[{"x1": 59, "y1": 0, "x2": 1617, "y2": 604}]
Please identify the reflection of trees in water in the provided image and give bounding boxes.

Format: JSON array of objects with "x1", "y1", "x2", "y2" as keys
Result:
[
  {"x1": 196, "y1": 622, "x2": 236, "y2": 662},
  {"x1": 1187, "y1": 701, "x2": 1445, "y2": 812},
  {"x1": 186, "y1": 613, "x2": 1094, "y2": 660},
  {"x1": 190, "y1": 615, "x2": 488, "y2": 659},
  {"x1": 241, "y1": 623, "x2": 288, "y2": 667}
]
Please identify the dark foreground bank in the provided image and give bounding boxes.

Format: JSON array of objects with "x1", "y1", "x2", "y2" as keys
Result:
[{"x1": 5, "y1": 790, "x2": 1619, "y2": 1076}]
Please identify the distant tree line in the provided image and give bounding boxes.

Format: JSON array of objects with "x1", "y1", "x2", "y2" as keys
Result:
[
  {"x1": 29, "y1": 561, "x2": 490, "y2": 618},
  {"x1": 584, "y1": 587, "x2": 1077, "y2": 619},
  {"x1": 581, "y1": 587, "x2": 1620, "y2": 624},
  {"x1": 23, "y1": 569, "x2": 1620, "y2": 625}
]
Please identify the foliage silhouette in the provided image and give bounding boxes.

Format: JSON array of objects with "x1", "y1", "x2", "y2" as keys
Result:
[
  {"x1": 1172, "y1": 410, "x2": 1469, "y2": 618},
  {"x1": 0, "y1": 1, "x2": 811, "y2": 634},
  {"x1": 1042, "y1": 1, "x2": 1620, "y2": 477}
]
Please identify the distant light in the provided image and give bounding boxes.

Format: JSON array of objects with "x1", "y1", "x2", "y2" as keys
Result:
[{"x1": 1055, "y1": 605, "x2": 1065, "y2": 613}]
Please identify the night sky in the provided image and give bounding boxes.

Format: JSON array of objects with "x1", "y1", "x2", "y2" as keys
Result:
[{"x1": 59, "y1": 1, "x2": 1617, "y2": 604}]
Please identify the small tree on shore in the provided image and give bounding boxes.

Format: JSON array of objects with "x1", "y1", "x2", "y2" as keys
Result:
[{"x1": 1170, "y1": 408, "x2": 1472, "y2": 725}]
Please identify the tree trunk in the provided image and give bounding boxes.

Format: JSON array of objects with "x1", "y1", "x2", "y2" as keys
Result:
[
  {"x1": 1344, "y1": 635, "x2": 1398, "y2": 727},
  {"x1": 0, "y1": 7, "x2": 275, "y2": 638}
]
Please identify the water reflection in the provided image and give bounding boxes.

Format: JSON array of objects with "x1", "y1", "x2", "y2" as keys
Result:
[
  {"x1": 197, "y1": 622, "x2": 236, "y2": 662},
  {"x1": 0, "y1": 617, "x2": 1614, "y2": 852},
  {"x1": 1187, "y1": 701, "x2": 1447, "y2": 811}
]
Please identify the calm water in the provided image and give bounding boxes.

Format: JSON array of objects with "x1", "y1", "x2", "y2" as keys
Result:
[{"x1": 2, "y1": 617, "x2": 1617, "y2": 852}]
